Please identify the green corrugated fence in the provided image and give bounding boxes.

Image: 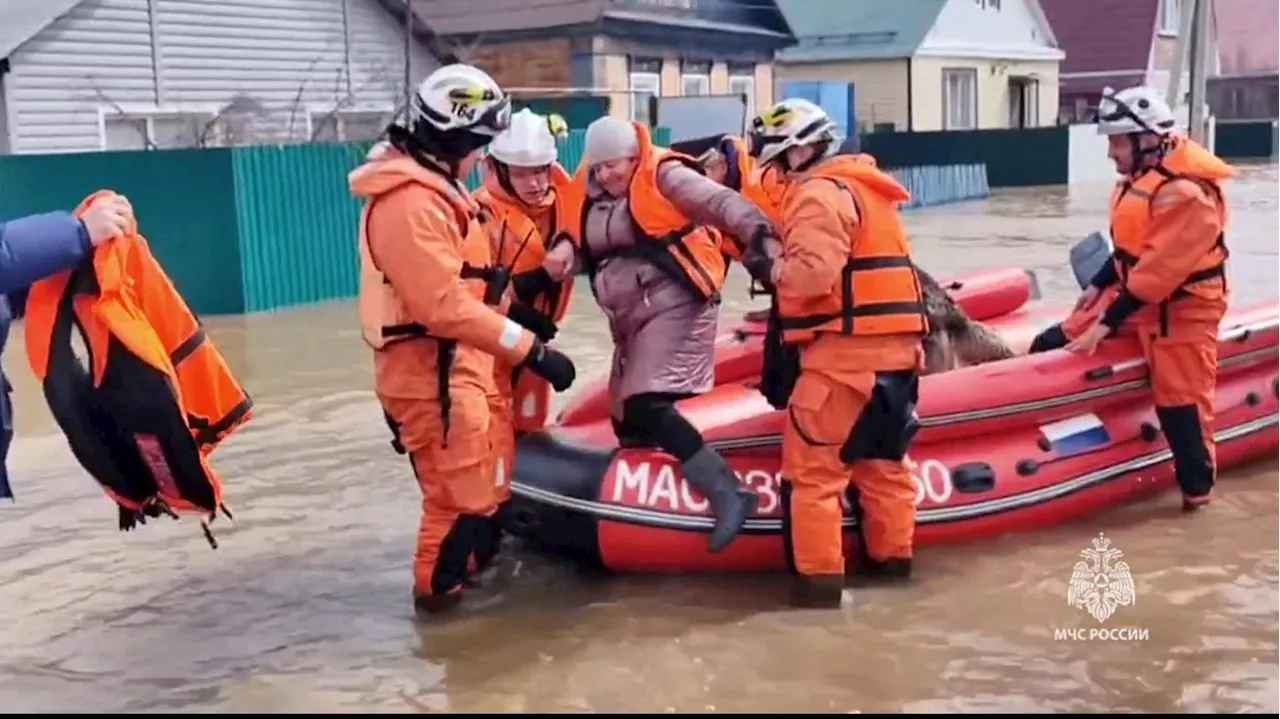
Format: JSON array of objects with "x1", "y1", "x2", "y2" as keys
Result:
[
  {"x1": 0, "y1": 126, "x2": 991, "y2": 316},
  {"x1": 0, "y1": 129, "x2": 656, "y2": 315}
]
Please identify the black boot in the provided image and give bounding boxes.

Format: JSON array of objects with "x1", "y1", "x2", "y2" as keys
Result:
[
  {"x1": 790, "y1": 574, "x2": 846, "y2": 608},
  {"x1": 681, "y1": 447, "x2": 759, "y2": 553},
  {"x1": 847, "y1": 556, "x2": 913, "y2": 587}
]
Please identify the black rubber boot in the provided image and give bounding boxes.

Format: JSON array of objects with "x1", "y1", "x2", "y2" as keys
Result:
[
  {"x1": 790, "y1": 575, "x2": 846, "y2": 608},
  {"x1": 413, "y1": 590, "x2": 463, "y2": 618},
  {"x1": 681, "y1": 446, "x2": 759, "y2": 553},
  {"x1": 847, "y1": 556, "x2": 913, "y2": 587}
]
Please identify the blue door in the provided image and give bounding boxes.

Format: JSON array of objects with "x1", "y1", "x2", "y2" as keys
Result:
[{"x1": 778, "y1": 81, "x2": 857, "y2": 137}]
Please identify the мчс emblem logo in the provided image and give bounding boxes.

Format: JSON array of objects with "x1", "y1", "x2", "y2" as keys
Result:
[{"x1": 1067, "y1": 532, "x2": 1136, "y2": 623}]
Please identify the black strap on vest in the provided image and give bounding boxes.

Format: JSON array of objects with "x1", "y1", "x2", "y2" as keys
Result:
[
  {"x1": 773, "y1": 177, "x2": 928, "y2": 335},
  {"x1": 366, "y1": 194, "x2": 499, "y2": 452},
  {"x1": 775, "y1": 255, "x2": 928, "y2": 333}
]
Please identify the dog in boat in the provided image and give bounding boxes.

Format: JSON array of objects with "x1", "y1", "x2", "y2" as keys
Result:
[
  {"x1": 915, "y1": 266, "x2": 1017, "y2": 374},
  {"x1": 743, "y1": 265, "x2": 1017, "y2": 375}
]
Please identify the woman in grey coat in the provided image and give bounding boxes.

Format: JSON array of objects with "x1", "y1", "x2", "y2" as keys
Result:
[{"x1": 543, "y1": 117, "x2": 778, "y2": 554}]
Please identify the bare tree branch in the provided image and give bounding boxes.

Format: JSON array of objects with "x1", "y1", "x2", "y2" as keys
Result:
[
  {"x1": 308, "y1": 65, "x2": 399, "y2": 142},
  {"x1": 87, "y1": 79, "x2": 158, "y2": 150},
  {"x1": 285, "y1": 52, "x2": 332, "y2": 141}
]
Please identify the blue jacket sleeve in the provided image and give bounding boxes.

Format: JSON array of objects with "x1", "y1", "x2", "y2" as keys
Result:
[{"x1": 0, "y1": 212, "x2": 92, "y2": 295}]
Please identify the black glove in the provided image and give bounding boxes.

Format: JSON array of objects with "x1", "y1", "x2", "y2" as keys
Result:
[
  {"x1": 522, "y1": 339, "x2": 576, "y2": 392},
  {"x1": 507, "y1": 302, "x2": 558, "y2": 342},
  {"x1": 511, "y1": 267, "x2": 556, "y2": 304},
  {"x1": 741, "y1": 250, "x2": 775, "y2": 291},
  {"x1": 741, "y1": 225, "x2": 778, "y2": 289}
]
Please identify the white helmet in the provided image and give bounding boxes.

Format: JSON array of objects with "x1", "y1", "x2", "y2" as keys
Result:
[
  {"x1": 748, "y1": 98, "x2": 839, "y2": 167},
  {"x1": 488, "y1": 108, "x2": 561, "y2": 167},
  {"x1": 1096, "y1": 85, "x2": 1178, "y2": 137},
  {"x1": 411, "y1": 63, "x2": 512, "y2": 137}
]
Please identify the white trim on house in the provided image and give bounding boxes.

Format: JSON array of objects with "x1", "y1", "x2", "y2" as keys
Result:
[
  {"x1": 97, "y1": 101, "x2": 227, "y2": 150},
  {"x1": 916, "y1": 46, "x2": 1064, "y2": 62}
]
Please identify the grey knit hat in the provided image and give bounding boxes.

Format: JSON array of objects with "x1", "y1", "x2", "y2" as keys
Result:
[{"x1": 584, "y1": 117, "x2": 640, "y2": 165}]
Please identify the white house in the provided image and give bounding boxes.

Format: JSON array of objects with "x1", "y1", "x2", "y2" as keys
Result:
[
  {"x1": 0, "y1": 0, "x2": 439, "y2": 154},
  {"x1": 775, "y1": 0, "x2": 1066, "y2": 132}
]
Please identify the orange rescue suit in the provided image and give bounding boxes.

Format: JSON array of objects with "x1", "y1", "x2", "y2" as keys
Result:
[
  {"x1": 24, "y1": 190, "x2": 253, "y2": 547},
  {"x1": 557, "y1": 121, "x2": 727, "y2": 303},
  {"x1": 772, "y1": 154, "x2": 928, "y2": 583},
  {"x1": 351, "y1": 149, "x2": 537, "y2": 603},
  {"x1": 475, "y1": 162, "x2": 577, "y2": 504},
  {"x1": 1062, "y1": 136, "x2": 1233, "y2": 505}
]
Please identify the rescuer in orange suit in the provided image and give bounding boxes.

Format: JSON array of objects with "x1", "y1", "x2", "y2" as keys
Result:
[
  {"x1": 349, "y1": 64, "x2": 577, "y2": 617},
  {"x1": 741, "y1": 99, "x2": 929, "y2": 608},
  {"x1": 473, "y1": 108, "x2": 576, "y2": 559},
  {"x1": 1026, "y1": 85, "x2": 1234, "y2": 512}
]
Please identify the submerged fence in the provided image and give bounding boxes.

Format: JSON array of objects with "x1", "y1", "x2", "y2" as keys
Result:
[{"x1": 0, "y1": 129, "x2": 989, "y2": 315}]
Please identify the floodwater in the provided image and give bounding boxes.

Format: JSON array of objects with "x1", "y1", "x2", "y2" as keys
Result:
[{"x1": 1, "y1": 163, "x2": 1276, "y2": 713}]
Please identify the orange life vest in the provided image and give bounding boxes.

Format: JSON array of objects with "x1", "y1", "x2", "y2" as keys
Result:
[
  {"x1": 1108, "y1": 136, "x2": 1231, "y2": 317},
  {"x1": 557, "y1": 122, "x2": 727, "y2": 303},
  {"x1": 776, "y1": 155, "x2": 929, "y2": 344},
  {"x1": 357, "y1": 164, "x2": 500, "y2": 447},
  {"x1": 474, "y1": 163, "x2": 575, "y2": 324},
  {"x1": 714, "y1": 135, "x2": 777, "y2": 265},
  {"x1": 358, "y1": 169, "x2": 499, "y2": 351},
  {"x1": 23, "y1": 190, "x2": 253, "y2": 548}
]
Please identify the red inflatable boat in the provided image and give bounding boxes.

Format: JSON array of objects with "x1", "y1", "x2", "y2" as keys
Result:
[
  {"x1": 501, "y1": 269, "x2": 1280, "y2": 574},
  {"x1": 554, "y1": 267, "x2": 1046, "y2": 427}
]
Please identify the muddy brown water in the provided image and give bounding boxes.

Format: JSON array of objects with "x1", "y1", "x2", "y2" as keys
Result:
[{"x1": 1, "y1": 164, "x2": 1276, "y2": 712}]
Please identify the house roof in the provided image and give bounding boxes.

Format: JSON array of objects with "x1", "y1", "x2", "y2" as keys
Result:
[
  {"x1": 404, "y1": 0, "x2": 608, "y2": 36},
  {"x1": 1041, "y1": 0, "x2": 1158, "y2": 78},
  {"x1": 775, "y1": 0, "x2": 947, "y2": 63},
  {"x1": 408, "y1": 0, "x2": 791, "y2": 40},
  {"x1": 1, "y1": 0, "x2": 84, "y2": 59},
  {"x1": 1214, "y1": 0, "x2": 1278, "y2": 74}
]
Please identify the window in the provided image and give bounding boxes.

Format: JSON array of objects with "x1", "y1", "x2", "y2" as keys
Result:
[
  {"x1": 942, "y1": 68, "x2": 978, "y2": 130},
  {"x1": 729, "y1": 73, "x2": 755, "y2": 118},
  {"x1": 1159, "y1": 0, "x2": 1180, "y2": 34},
  {"x1": 101, "y1": 110, "x2": 223, "y2": 150},
  {"x1": 681, "y1": 59, "x2": 711, "y2": 97},
  {"x1": 629, "y1": 71, "x2": 661, "y2": 125},
  {"x1": 629, "y1": 56, "x2": 662, "y2": 126},
  {"x1": 975, "y1": 0, "x2": 1000, "y2": 8},
  {"x1": 310, "y1": 109, "x2": 395, "y2": 142}
]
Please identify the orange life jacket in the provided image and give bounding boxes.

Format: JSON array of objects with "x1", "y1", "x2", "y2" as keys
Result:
[
  {"x1": 557, "y1": 122, "x2": 727, "y2": 303},
  {"x1": 474, "y1": 163, "x2": 575, "y2": 324},
  {"x1": 776, "y1": 155, "x2": 929, "y2": 344},
  {"x1": 1108, "y1": 136, "x2": 1231, "y2": 322},
  {"x1": 357, "y1": 164, "x2": 500, "y2": 447},
  {"x1": 358, "y1": 170, "x2": 499, "y2": 351},
  {"x1": 23, "y1": 190, "x2": 253, "y2": 548},
  {"x1": 712, "y1": 135, "x2": 774, "y2": 266}
]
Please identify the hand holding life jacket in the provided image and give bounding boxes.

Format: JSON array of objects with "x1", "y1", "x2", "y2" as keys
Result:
[{"x1": 24, "y1": 189, "x2": 253, "y2": 548}]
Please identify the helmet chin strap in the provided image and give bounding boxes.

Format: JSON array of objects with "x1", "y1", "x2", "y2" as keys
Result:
[{"x1": 1126, "y1": 133, "x2": 1171, "y2": 176}]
